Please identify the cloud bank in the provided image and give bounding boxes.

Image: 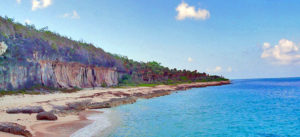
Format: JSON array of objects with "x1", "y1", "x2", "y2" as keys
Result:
[
  {"x1": 176, "y1": 1, "x2": 210, "y2": 20},
  {"x1": 261, "y1": 39, "x2": 300, "y2": 65}
]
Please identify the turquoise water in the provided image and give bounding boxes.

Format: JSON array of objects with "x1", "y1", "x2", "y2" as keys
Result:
[{"x1": 108, "y1": 78, "x2": 300, "y2": 137}]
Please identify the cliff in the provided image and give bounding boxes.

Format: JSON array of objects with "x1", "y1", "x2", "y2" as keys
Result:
[
  {"x1": 0, "y1": 16, "x2": 227, "y2": 91},
  {"x1": 39, "y1": 60, "x2": 118, "y2": 88},
  {"x1": 0, "y1": 16, "x2": 124, "y2": 90}
]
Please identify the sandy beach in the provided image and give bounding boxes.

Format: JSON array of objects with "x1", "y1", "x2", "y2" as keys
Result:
[{"x1": 0, "y1": 81, "x2": 230, "y2": 137}]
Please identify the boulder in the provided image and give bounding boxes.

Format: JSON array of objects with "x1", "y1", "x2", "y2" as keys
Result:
[
  {"x1": 6, "y1": 106, "x2": 45, "y2": 114},
  {"x1": 0, "y1": 122, "x2": 32, "y2": 137},
  {"x1": 36, "y1": 112, "x2": 58, "y2": 121}
]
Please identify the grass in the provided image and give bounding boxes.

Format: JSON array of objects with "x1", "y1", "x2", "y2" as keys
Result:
[
  {"x1": 0, "y1": 90, "x2": 41, "y2": 97},
  {"x1": 0, "y1": 85, "x2": 82, "y2": 97},
  {"x1": 116, "y1": 78, "x2": 230, "y2": 88}
]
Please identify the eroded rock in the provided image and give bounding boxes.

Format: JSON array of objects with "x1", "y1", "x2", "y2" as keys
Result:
[
  {"x1": 36, "y1": 112, "x2": 58, "y2": 121},
  {"x1": 6, "y1": 106, "x2": 45, "y2": 114},
  {"x1": 88, "y1": 97, "x2": 137, "y2": 109},
  {"x1": 66, "y1": 99, "x2": 92, "y2": 111},
  {"x1": 0, "y1": 122, "x2": 32, "y2": 137}
]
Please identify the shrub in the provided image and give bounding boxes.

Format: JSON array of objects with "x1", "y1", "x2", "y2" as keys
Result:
[{"x1": 101, "y1": 82, "x2": 107, "y2": 87}]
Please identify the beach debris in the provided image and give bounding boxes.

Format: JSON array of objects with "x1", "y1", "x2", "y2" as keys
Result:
[
  {"x1": 36, "y1": 112, "x2": 58, "y2": 121},
  {"x1": 0, "y1": 122, "x2": 32, "y2": 137},
  {"x1": 6, "y1": 106, "x2": 45, "y2": 114}
]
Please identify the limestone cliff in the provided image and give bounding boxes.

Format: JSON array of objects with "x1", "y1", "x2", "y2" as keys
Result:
[
  {"x1": 0, "y1": 16, "x2": 124, "y2": 90},
  {"x1": 39, "y1": 60, "x2": 118, "y2": 88}
]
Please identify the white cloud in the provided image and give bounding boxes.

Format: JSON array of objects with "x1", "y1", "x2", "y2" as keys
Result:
[
  {"x1": 61, "y1": 10, "x2": 80, "y2": 19},
  {"x1": 207, "y1": 66, "x2": 222, "y2": 73},
  {"x1": 24, "y1": 19, "x2": 31, "y2": 24},
  {"x1": 16, "y1": 0, "x2": 21, "y2": 4},
  {"x1": 227, "y1": 67, "x2": 232, "y2": 72},
  {"x1": 176, "y1": 1, "x2": 210, "y2": 20},
  {"x1": 214, "y1": 66, "x2": 222, "y2": 72},
  {"x1": 262, "y1": 42, "x2": 271, "y2": 49},
  {"x1": 187, "y1": 57, "x2": 193, "y2": 62},
  {"x1": 32, "y1": 0, "x2": 52, "y2": 11},
  {"x1": 261, "y1": 39, "x2": 300, "y2": 65}
]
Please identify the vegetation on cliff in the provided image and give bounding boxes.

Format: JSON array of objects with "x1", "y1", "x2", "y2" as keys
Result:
[
  {"x1": 0, "y1": 15, "x2": 227, "y2": 91},
  {"x1": 114, "y1": 55, "x2": 228, "y2": 86}
]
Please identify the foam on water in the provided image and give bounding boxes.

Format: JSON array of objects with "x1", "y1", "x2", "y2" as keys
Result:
[{"x1": 71, "y1": 109, "x2": 112, "y2": 137}]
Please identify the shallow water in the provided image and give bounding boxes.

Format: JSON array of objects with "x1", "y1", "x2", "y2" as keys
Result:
[
  {"x1": 71, "y1": 109, "x2": 112, "y2": 137},
  {"x1": 107, "y1": 78, "x2": 300, "y2": 137}
]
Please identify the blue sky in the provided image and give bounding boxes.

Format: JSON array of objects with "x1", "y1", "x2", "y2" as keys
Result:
[{"x1": 1, "y1": 0, "x2": 300, "y2": 79}]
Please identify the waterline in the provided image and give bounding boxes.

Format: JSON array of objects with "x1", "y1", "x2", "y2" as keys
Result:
[{"x1": 71, "y1": 109, "x2": 112, "y2": 137}]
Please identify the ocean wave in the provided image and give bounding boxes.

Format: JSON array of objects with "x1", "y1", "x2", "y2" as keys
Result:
[{"x1": 71, "y1": 109, "x2": 112, "y2": 137}]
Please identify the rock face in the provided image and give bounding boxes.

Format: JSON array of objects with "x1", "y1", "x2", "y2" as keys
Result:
[
  {"x1": 39, "y1": 60, "x2": 119, "y2": 89},
  {"x1": 0, "y1": 17, "x2": 125, "y2": 90},
  {"x1": 0, "y1": 59, "x2": 120, "y2": 90},
  {"x1": 6, "y1": 106, "x2": 45, "y2": 114},
  {"x1": 0, "y1": 122, "x2": 32, "y2": 137},
  {"x1": 36, "y1": 112, "x2": 58, "y2": 121}
]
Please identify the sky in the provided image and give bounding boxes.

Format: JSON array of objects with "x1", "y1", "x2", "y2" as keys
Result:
[{"x1": 1, "y1": 0, "x2": 300, "y2": 79}]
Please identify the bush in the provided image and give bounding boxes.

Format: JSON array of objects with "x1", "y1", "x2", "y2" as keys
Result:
[{"x1": 101, "y1": 82, "x2": 107, "y2": 87}]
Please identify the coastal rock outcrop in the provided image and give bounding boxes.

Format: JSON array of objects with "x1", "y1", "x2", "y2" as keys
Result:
[
  {"x1": 87, "y1": 97, "x2": 137, "y2": 109},
  {"x1": 0, "y1": 122, "x2": 32, "y2": 137},
  {"x1": 65, "y1": 99, "x2": 92, "y2": 111},
  {"x1": 6, "y1": 106, "x2": 45, "y2": 114},
  {"x1": 36, "y1": 112, "x2": 58, "y2": 121},
  {"x1": 134, "y1": 89, "x2": 172, "y2": 99}
]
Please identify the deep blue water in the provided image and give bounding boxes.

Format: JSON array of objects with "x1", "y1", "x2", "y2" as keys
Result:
[{"x1": 108, "y1": 78, "x2": 300, "y2": 137}]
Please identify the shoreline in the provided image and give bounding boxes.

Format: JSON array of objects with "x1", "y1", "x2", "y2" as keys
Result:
[{"x1": 0, "y1": 81, "x2": 230, "y2": 137}]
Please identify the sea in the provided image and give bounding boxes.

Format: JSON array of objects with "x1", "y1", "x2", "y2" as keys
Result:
[{"x1": 73, "y1": 78, "x2": 300, "y2": 137}]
